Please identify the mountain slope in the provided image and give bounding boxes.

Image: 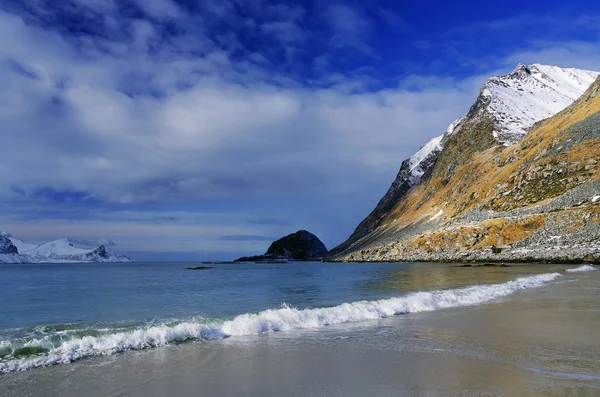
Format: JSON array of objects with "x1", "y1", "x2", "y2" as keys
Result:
[
  {"x1": 7, "y1": 234, "x2": 38, "y2": 254},
  {"x1": 329, "y1": 65, "x2": 600, "y2": 263},
  {"x1": 0, "y1": 235, "x2": 27, "y2": 264},
  {"x1": 0, "y1": 233, "x2": 134, "y2": 263}
]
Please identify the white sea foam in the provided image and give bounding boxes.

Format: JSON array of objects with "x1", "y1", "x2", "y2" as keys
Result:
[
  {"x1": 0, "y1": 272, "x2": 561, "y2": 373},
  {"x1": 565, "y1": 265, "x2": 596, "y2": 273}
]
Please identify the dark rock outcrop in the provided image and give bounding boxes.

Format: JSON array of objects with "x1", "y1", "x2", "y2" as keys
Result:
[
  {"x1": 0, "y1": 235, "x2": 18, "y2": 255},
  {"x1": 235, "y1": 230, "x2": 327, "y2": 262},
  {"x1": 266, "y1": 230, "x2": 327, "y2": 260},
  {"x1": 86, "y1": 245, "x2": 108, "y2": 259},
  {"x1": 84, "y1": 245, "x2": 133, "y2": 263},
  {"x1": 234, "y1": 253, "x2": 284, "y2": 262}
]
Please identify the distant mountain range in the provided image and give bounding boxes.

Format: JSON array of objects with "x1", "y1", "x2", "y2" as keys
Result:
[
  {"x1": 0, "y1": 232, "x2": 134, "y2": 263},
  {"x1": 328, "y1": 64, "x2": 600, "y2": 263}
]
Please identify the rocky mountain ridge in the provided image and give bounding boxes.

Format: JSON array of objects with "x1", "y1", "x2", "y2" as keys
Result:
[
  {"x1": 328, "y1": 64, "x2": 598, "y2": 259},
  {"x1": 328, "y1": 64, "x2": 600, "y2": 263},
  {"x1": 0, "y1": 232, "x2": 134, "y2": 263}
]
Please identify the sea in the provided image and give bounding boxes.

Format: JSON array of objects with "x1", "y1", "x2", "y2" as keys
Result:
[{"x1": 0, "y1": 261, "x2": 598, "y2": 396}]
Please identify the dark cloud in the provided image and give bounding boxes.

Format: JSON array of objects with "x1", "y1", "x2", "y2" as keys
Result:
[
  {"x1": 220, "y1": 235, "x2": 276, "y2": 242},
  {"x1": 247, "y1": 218, "x2": 293, "y2": 226},
  {"x1": 4, "y1": 59, "x2": 39, "y2": 79},
  {"x1": 70, "y1": 237, "x2": 117, "y2": 247}
]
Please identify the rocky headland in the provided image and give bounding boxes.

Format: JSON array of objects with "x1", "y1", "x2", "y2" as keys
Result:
[
  {"x1": 327, "y1": 64, "x2": 600, "y2": 264},
  {"x1": 235, "y1": 230, "x2": 328, "y2": 262}
]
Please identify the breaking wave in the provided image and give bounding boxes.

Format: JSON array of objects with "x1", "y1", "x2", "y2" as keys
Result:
[
  {"x1": 565, "y1": 264, "x2": 596, "y2": 273},
  {"x1": 0, "y1": 272, "x2": 561, "y2": 373}
]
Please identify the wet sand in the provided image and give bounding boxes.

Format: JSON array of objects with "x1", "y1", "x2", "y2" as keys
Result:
[{"x1": 2, "y1": 266, "x2": 599, "y2": 396}]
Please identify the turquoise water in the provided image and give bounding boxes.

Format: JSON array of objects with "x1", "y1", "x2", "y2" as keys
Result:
[
  {"x1": 0, "y1": 261, "x2": 584, "y2": 372},
  {"x1": 1, "y1": 262, "x2": 409, "y2": 334}
]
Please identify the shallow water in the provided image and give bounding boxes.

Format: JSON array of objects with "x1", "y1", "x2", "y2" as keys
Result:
[{"x1": 0, "y1": 261, "x2": 598, "y2": 395}]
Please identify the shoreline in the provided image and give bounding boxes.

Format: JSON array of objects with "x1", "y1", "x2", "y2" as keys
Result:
[
  {"x1": 2, "y1": 265, "x2": 598, "y2": 396},
  {"x1": 326, "y1": 246, "x2": 600, "y2": 265},
  {"x1": 327, "y1": 257, "x2": 600, "y2": 265},
  {"x1": 0, "y1": 263, "x2": 580, "y2": 375}
]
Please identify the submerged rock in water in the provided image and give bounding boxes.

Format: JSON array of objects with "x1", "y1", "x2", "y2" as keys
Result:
[{"x1": 458, "y1": 263, "x2": 511, "y2": 268}]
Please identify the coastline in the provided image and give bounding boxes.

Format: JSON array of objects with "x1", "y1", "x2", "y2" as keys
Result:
[
  {"x1": 328, "y1": 256, "x2": 600, "y2": 265},
  {"x1": 2, "y1": 264, "x2": 598, "y2": 397},
  {"x1": 327, "y1": 245, "x2": 600, "y2": 264}
]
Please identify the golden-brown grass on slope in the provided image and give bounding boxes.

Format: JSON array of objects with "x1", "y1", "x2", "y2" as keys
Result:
[
  {"x1": 347, "y1": 203, "x2": 600, "y2": 261},
  {"x1": 373, "y1": 76, "x2": 600, "y2": 238},
  {"x1": 402, "y1": 215, "x2": 544, "y2": 253}
]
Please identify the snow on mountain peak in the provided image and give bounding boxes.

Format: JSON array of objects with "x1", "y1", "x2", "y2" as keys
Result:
[
  {"x1": 484, "y1": 63, "x2": 599, "y2": 144},
  {"x1": 31, "y1": 238, "x2": 87, "y2": 257},
  {"x1": 407, "y1": 135, "x2": 443, "y2": 185},
  {"x1": 0, "y1": 233, "x2": 134, "y2": 263},
  {"x1": 330, "y1": 63, "x2": 599, "y2": 257},
  {"x1": 403, "y1": 64, "x2": 598, "y2": 186}
]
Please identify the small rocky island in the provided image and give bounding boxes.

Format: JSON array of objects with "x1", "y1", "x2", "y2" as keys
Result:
[{"x1": 235, "y1": 230, "x2": 328, "y2": 262}]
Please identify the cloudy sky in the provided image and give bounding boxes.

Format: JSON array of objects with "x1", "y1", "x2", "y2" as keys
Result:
[{"x1": 1, "y1": 0, "x2": 599, "y2": 261}]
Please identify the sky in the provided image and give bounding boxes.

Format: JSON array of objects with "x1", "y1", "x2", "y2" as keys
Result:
[{"x1": 1, "y1": 0, "x2": 599, "y2": 261}]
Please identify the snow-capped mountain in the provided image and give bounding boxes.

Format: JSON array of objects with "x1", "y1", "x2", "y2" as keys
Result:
[
  {"x1": 0, "y1": 235, "x2": 27, "y2": 264},
  {"x1": 329, "y1": 63, "x2": 599, "y2": 258},
  {"x1": 0, "y1": 235, "x2": 18, "y2": 255},
  {"x1": 0, "y1": 232, "x2": 134, "y2": 263},
  {"x1": 329, "y1": 70, "x2": 600, "y2": 263},
  {"x1": 7, "y1": 234, "x2": 38, "y2": 255},
  {"x1": 407, "y1": 64, "x2": 598, "y2": 187},
  {"x1": 405, "y1": 116, "x2": 466, "y2": 186},
  {"x1": 484, "y1": 64, "x2": 598, "y2": 144}
]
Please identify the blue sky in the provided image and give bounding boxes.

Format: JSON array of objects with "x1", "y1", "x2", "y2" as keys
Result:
[{"x1": 1, "y1": 0, "x2": 599, "y2": 261}]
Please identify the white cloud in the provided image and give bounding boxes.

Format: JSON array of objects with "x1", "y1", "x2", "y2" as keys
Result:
[
  {"x1": 503, "y1": 41, "x2": 600, "y2": 71},
  {"x1": 0, "y1": 8, "x2": 482, "y2": 206},
  {"x1": 157, "y1": 87, "x2": 301, "y2": 150},
  {"x1": 1, "y1": 4, "x2": 599, "y2": 256}
]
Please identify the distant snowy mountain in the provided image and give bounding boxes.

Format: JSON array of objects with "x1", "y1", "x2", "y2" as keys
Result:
[
  {"x1": 0, "y1": 232, "x2": 134, "y2": 263},
  {"x1": 0, "y1": 235, "x2": 27, "y2": 264},
  {"x1": 329, "y1": 63, "x2": 599, "y2": 258}
]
